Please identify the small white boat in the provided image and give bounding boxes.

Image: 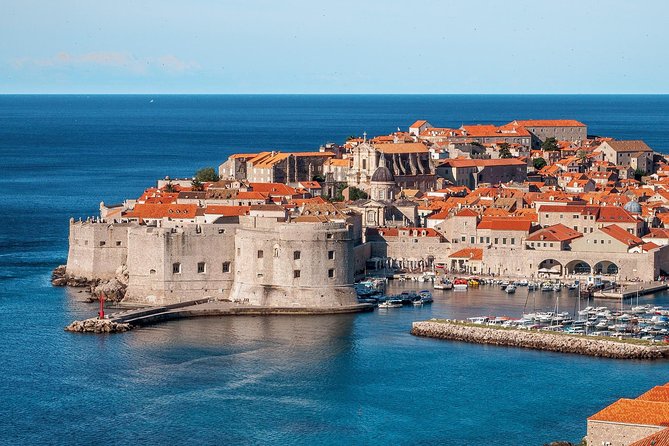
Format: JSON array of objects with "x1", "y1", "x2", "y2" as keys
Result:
[
  {"x1": 541, "y1": 283, "x2": 553, "y2": 292},
  {"x1": 505, "y1": 284, "x2": 517, "y2": 294},
  {"x1": 518, "y1": 279, "x2": 528, "y2": 286},
  {"x1": 433, "y1": 278, "x2": 453, "y2": 290},
  {"x1": 553, "y1": 284, "x2": 562, "y2": 292},
  {"x1": 527, "y1": 282, "x2": 537, "y2": 291},
  {"x1": 378, "y1": 300, "x2": 402, "y2": 308},
  {"x1": 412, "y1": 300, "x2": 423, "y2": 306}
]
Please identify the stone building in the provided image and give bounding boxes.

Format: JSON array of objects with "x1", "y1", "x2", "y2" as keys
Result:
[
  {"x1": 436, "y1": 158, "x2": 528, "y2": 190},
  {"x1": 347, "y1": 142, "x2": 436, "y2": 192},
  {"x1": 509, "y1": 119, "x2": 587, "y2": 147},
  {"x1": 587, "y1": 384, "x2": 669, "y2": 446},
  {"x1": 219, "y1": 151, "x2": 335, "y2": 184},
  {"x1": 597, "y1": 140, "x2": 654, "y2": 174}
]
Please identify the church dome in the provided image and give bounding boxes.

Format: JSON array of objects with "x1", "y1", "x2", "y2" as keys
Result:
[
  {"x1": 623, "y1": 200, "x2": 642, "y2": 214},
  {"x1": 371, "y1": 165, "x2": 394, "y2": 183}
]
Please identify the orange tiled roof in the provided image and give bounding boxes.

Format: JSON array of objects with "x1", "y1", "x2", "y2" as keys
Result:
[
  {"x1": 376, "y1": 227, "x2": 441, "y2": 237},
  {"x1": 374, "y1": 143, "x2": 428, "y2": 154},
  {"x1": 124, "y1": 203, "x2": 199, "y2": 220},
  {"x1": 203, "y1": 205, "x2": 250, "y2": 216},
  {"x1": 588, "y1": 398, "x2": 669, "y2": 426},
  {"x1": 477, "y1": 217, "x2": 532, "y2": 232},
  {"x1": 410, "y1": 120, "x2": 428, "y2": 128},
  {"x1": 526, "y1": 223, "x2": 582, "y2": 242},
  {"x1": 629, "y1": 428, "x2": 669, "y2": 446},
  {"x1": 449, "y1": 248, "x2": 483, "y2": 261},
  {"x1": 600, "y1": 224, "x2": 643, "y2": 247},
  {"x1": 512, "y1": 119, "x2": 586, "y2": 127}
]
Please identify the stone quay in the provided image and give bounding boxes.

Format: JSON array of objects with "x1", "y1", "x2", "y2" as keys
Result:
[{"x1": 411, "y1": 320, "x2": 669, "y2": 360}]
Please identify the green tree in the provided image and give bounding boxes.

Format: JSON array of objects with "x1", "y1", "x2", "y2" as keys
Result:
[
  {"x1": 541, "y1": 137, "x2": 560, "y2": 151},
  {"x1": 634, "y1": 168, "x2": 647, "y2": 181},
  {"x1": 194, "y1": 167, "x2": 220, "y2": 182},
  {"x1": 164, "y1": 181, "x2": 177, "y2": 193},
  {"x1": 533, "y1": 157, "x2": 547, "y2": 170},
  {"x1": 499, "y1": 143, "x2": 512, "y2": 159},
  {"x1": 191, "y1": 178, "x2": 204, "y2": 191},
  {"x1": 312, "y1": 174, "x2": 325, "y2": 182},
  {"x1": 349, "y1": 186, "x2": 368, "y2": 201}
]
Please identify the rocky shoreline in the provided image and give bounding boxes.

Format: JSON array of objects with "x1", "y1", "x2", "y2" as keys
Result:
[
  {"x1": 411, "y1": 320, "x2": 669, "y2": 360},
  {"x1": 51, "y1": 265, "x2": 128, "y2": 302}
]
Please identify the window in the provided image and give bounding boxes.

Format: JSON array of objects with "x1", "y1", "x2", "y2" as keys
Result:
[
  {"x1": 494, "y1": 238, "x2": 498, "y2": 244},
  {"x1": 222, "y1": 262, "x2": 230, "y2": 273},
  {"x1": 328, "y1": 250, "x2": 335, "y2": 260},
  {"x1": 99, "y1": 241, "x2": 106, "y2": 246},
  {"x1": 197, "y1": 262, "x2": 206, "y2": 273},
  {"x1": 470, "y1": 236, "x2": 475, "y2": 244},
  {"x1": 274, "y1": 247, "x2": 279, "y2": 257},
  {"x1": 594, "y1": 239, "x2": 597, "y2": 244},
  {"x1": 150, "y1": 269, "x2": 156, "y2": 275},
  {"x1": 326, "y1": 233, "x2": 333, "y2": 239},
  {"x1": 549, "y1": 243, "x2": 554, "y2": 247},
  {"x1": 294, "y1": 270, "x2": 301, "y2": 278},
  {"x1": 257, "y1": 250, "x2": 264, "y2": 259},
  {"x1": 479, "y1": 237, "x2": 484, "y2": 243},
  {"x1": 486, "y1": 237, "x2": 490, "y2": 244},
  {"x1": 328, "y1": 269, "x2": 335, "y2": 278},
  {"x1": 511, "y1": 238, "x2": 515, "y2": 245},
  {"x1": 115, "y1": 241, "x2": 122, "y2": 246},
  {"x1": 172, "y1": 263, "x2": 181, "y2": 274},
  {"x1": 237, "y1": 248, "x2": 240, "y2": 255},
  {"x1": 573, "y1": 226, "x2": 578, "y2": 231},
  {"x1": 502, "y1": 238, "x2": 507, "y2": 245},
  {"x1": 461, "y1": 236, "x2": 466, "y2": 242},
  {"x1": 294, "y1": 251, "x2": 301, "y2": 260}
]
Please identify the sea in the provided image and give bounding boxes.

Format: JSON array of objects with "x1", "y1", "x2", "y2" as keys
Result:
[{"x1": 1, "y1": 95, "x2": 669, "y2": 445}]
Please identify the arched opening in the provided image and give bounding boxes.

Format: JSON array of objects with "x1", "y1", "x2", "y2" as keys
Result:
[
  {"x1": 538, "y1": 259, "x2": 563, "y2": 276},
  {"x1": 594, "y1": 261, "x2": 619, "y2": 275},
  {"x1": 566, "y1": 260, "x2": 592, "y2": 275}
]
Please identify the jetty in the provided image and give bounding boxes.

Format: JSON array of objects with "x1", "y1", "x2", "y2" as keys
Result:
[
  {"x1": 411, "y1": 319, "x2": 669, "y2": 360},
  {"x1": 65, "y1": 299, "x2": 374, "y2": 333},
  {"x1": 593, "y1": 281, "x2": 668, "y2": 300}
]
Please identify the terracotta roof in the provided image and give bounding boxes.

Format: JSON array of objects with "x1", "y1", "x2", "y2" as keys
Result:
[
  {"x1": 597, "y1": 206, "x2": 637, "y2": 223},
  {"x1": 442, "y1": 158, "x2": 527, "y2": 168},
  {"x1": 374, "y1": 143, "x2": 428, "y2": 154},
  {"x1": 460, "y1": 124, "x2": 530, "y2": 138},
  {"x1": 588, "y1": 398, "x2": 669, "y2": 426},
  {"x1": 325, "y1": 158, "x2": 351, "y2": 167},
  {"x1": 647, "y1": 228, "x2": 669, "y2": 239},
  {"x1": 600, "y1": 224, "x2": 643, "y2": 247},
  {"x1": 477, "y1": 217, "x2": 532, "y2": 232},
  {"x1": 410, "y1": 120, "x2": 428, "y2": 128},
  {"x1": 629, "y1": 428, "x2": 669, "y2": 446},
  {"x1": 526, "y1": 223, "x2": 582, "y2": 242},
  {"x1": 455, "y1": 208, "x2": 479, "y2": 217},
  {"x1": 449, "y1": 248, "x2": 483, "y2": 261},
  {"x1": 638, "y1": 386, "x2": 669, "y2": 402},
  {"x1": 512, "y1": 119, "x2": 586, "y2": 127},
  {"x1": 204, "y1": 205, "x2": 250, "y2": 216},
  {"x1": 249, "y1": 183, "x2": 297, "y2": 196},
  {"x1": 229, "y1": 153, "x2": 259, "y2": 159},
  {"x1": 124, "y1": 203, "x2": 199, "y2": 220},
  {"x1": 376, "y1": 227, "x2": 441, "y2": 237}
]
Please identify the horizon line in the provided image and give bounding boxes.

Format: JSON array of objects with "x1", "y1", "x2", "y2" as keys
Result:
[{"x1": 1, "y1": 92, "x2": 669, "y2": 96}]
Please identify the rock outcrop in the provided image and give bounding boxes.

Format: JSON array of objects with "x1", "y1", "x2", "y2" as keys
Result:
[
  {"x1": 64, "y1": 318, "x2": 132, "y2": 334},
  {"x1": 52, "y1": 264, "x2": 129, "y2": 302},
  {"x1": 411, "y1": 320, "x2": 669, "y2": 360}
]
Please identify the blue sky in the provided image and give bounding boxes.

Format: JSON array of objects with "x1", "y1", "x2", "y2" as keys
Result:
[{"x1": 2, "y1": 0, "x2": 668, "y2": 94}]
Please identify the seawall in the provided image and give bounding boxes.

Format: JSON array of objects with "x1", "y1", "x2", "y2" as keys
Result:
[{"x1": 411, "y1": 320, "x2": 669, "y2": 360}]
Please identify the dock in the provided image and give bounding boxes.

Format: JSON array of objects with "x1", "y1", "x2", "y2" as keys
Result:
[
  {"x1": 593, "y1": 281, "x2": 668, "y2": 300},
  {"x1": 66, "y1": 299, "x2": 374, "y2": 333}
]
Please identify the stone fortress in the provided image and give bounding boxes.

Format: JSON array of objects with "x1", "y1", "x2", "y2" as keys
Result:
[{"x1": 65, "y1": 209, "x2": 363, "y2": 310}]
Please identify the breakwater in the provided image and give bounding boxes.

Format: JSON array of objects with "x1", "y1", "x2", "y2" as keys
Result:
[{"x1": 411, "y1": 320, "x2": 669, "y2": 360}]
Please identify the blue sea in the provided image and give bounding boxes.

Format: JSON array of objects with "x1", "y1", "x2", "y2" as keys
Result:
[{"x1": 1, "y1": 95, "x2": 669, "y2": 445}]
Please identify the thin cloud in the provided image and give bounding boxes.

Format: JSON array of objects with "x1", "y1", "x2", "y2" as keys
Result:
[{"x1": 10, "y1": 51, "x2": 200, "y2": 74}]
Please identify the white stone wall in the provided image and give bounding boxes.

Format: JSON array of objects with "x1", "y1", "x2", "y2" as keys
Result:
[
  {"x1": 229, "y1": 216, "x2": 358, "y2": 307},
  {"x1": 66, "y1": 220, "x2": 129, "y2": 280}
]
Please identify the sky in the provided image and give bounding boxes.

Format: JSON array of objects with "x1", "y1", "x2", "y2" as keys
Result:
[{"x1": 1, "y1": 0, "x2": 669, "y2": 94}]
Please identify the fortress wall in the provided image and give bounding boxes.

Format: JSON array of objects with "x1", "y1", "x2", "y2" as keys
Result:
[
  {"x1": 124, "y1": 224, "x2": 237, "y2": 305},
  {"x1": 66, "y1": 221, "x2": 129, "y2": 280},
  {"x1": 354, "y1": 242, "x2": 372, "y2": 275},
  {"x1": 229, "y1": 217, "x2": 358, "y2": 307}
]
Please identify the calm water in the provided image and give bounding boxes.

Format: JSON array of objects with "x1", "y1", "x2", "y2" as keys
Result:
[{"x1": 1, "y1": 95, "x2": 669, "y2": 445}]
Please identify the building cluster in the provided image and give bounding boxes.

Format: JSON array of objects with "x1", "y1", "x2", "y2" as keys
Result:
[
  {"x1": 66, "y1": 118, "x2": 669, "y2": 306},
  {"x1": 587, "y1": 382, "x2": 669, "y2": 446}
]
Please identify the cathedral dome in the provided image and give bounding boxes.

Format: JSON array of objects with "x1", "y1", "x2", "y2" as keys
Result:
[
  {"x1": 371, "y1": 165, "x2": 394, "y2": 183},
  {"x1": 623, "y1": 200, "x2": 641, "y2": 214}
]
